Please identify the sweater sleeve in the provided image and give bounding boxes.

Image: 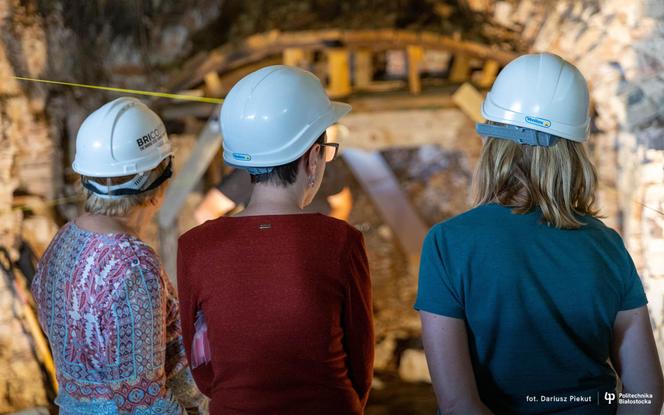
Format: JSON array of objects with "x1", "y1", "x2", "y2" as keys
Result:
[
  {"x1": 163, "y1": 274, "x2": 209, "y2": 413},
  {"x1": 342, "y1": 230, "x2": 374, "y2": 407},
  {"x1": 177, "y1": 239, "x2": 214, "y2": 397}
]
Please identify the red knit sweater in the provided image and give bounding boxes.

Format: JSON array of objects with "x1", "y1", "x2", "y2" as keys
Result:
[{"x1": 177, "y1": 213, "x2": 374, "y2": 415}]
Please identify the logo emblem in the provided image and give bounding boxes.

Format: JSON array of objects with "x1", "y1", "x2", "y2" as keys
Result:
[
  {"x1": 604, "y1": 392, "x2": 616, "y2": 404},
  {"x1": 525, "y1": 115, "x2": 552, "y2": 128},
  {"x1": 233, "y1": 153, "x2": 252, "y2": 161}
]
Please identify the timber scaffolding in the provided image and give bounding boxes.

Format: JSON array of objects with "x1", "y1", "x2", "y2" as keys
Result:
[{"x1": 157, "y1": 29, "x2": 519, "y2": 282}]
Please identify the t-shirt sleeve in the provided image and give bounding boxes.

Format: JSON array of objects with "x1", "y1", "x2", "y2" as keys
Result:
[
  {"x1": 620, "y1": 260, "x2": 648, "y2": 311},
  {"x1": 414, "y1": 226, "x2": 465, "y2": 319}
]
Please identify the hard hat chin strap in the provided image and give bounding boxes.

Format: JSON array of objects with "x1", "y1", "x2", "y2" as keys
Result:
[
  {"x1": 476, "y1": 123, "x2": 558, "y2": 147},
  {"x1": 83, "y1": 158, "x2": 173, "y2": 199}
]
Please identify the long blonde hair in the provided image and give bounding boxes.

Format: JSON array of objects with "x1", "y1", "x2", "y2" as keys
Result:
[{"x1": 472, "y1": 137, "x2": 599, "y2": 229}]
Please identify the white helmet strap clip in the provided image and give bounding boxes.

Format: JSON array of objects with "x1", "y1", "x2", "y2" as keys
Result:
[
  {"x1": 83, "y1": 157, "x2": 173, "y2": 199},
  {"x1": 476, "y1": 123, "x2": 558, "y2": 147}
]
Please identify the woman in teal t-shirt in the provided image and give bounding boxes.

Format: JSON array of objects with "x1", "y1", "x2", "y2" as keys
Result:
[{"x1": 416, "y1": 53, "x2": 663, "y2": 415}]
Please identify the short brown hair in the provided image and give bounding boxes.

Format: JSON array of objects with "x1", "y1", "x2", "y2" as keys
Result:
[
  {"x1": 472, "y1": 137, "x2": 599, "y2": 229},
  {"x1": 250, "y1": 132, "x2": 327, "y2": 186}
]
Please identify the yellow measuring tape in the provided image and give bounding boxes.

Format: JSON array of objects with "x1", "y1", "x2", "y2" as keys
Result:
[{"x1": 12, "y1": 76, "x2": 224, "y2": 104}]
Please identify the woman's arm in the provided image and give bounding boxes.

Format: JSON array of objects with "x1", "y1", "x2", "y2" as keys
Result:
[
  {"x1": 420, "y1": 311, "x2": 493, "y2": 415},
  {"x1": 110, "y1": 259, "x2": 186, "y2": 414},
  {"x1": 177, "y1": 241, "x2": 214, "y2": 397},
  {"x1": 611, "y1": 305, "x2": 663, "y2": 414},
  {"x1": 163, "y1": 275, "x2": 209, "y2": 413},
  {"x1": 343, "y1": 232, "x2": 374, "y2": 407}
]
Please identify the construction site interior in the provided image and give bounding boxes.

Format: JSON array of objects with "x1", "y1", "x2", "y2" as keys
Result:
[{"x1": 2, "y1": 0, "x2": 664, "y2": 413}]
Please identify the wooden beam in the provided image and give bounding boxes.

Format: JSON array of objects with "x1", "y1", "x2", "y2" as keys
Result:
[
  {"x1": 158, "y1": 115, "x2": 222, "y2": 229},
  {"x1": 339, "y1": 107, "x2": 473, "y2": 151},
  {"x1": 407, "y1": 45, "x2": 424, "y2": 95},
  {"x1": 204, "y1": 71, "x2": 223, "y2": 96},
  {"x1": 349, "y1": 91, "x2": 455, "y2": 112},
  {"x1": 354, "y1": 49, "x2": 373, "y2": 90},
  {"x1": 158, "y1": 116, "x2": 222, "y2": 283},
  {"x1": 449, "y1": 52, "x2": 472, "y2": 83},
  {"x1": 452, "y1": 82, "x2": 485, "y2": 123},
  {"x1": 163, "y1": 29, "x2": 519, "y2": 94},
  {"x1": 283, "y1": 47, "x2": 307, "y2": 67},
  {"x1": 326, "y1": 48, "x2": 352, "y2": 98},
  {"x1": 342, "y1": 148, "x2": 428, "y2": 259},
  {"x1": 476, "y1": 59, "x2": 500, "y2": 88}
]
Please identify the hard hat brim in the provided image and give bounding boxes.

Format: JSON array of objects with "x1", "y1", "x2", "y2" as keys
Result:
[{"x1": 223, "y1": 101, "x2": 351, "y2": 168}]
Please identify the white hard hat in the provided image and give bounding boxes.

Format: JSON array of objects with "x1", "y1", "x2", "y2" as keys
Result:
[
  {"x1": 73, "y1": 97, "x2": 173, "y2": 198},
  {"x1": 477, "y1": 53, "x2": 590, "y2": 145},
  {"x1": 220, "y1": 65, "x2": 351, "y2": 170},
  {"x1": 73, "y1": 96, "x2": 172, "y2": 177}
]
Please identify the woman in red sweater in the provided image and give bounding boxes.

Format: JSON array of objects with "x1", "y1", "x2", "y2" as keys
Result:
[{"x1": 177, "y1": 65, "x2": 374, "y2": 415}]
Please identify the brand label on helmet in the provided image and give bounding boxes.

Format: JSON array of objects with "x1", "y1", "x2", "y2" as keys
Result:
[
  {"x1": 137, "y1": 127, "x2": 165, "y2": 151},
  {"x1": 233, "y1": 153, "x2": 252, "y2": 161},
  {"x1": 525, "y1": 116, "x2": 552, "y2": 128}
]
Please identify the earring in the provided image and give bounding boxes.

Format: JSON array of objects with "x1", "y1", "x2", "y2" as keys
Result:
[{"x1": 308, "y1": 176, "x2": 315, "y2": 187}]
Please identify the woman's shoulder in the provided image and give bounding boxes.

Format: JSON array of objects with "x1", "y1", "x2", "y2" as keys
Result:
[
  {"x1": 431, "y1": 204, "x2": 507, "y2": 234},
  {"x1": 69, "y1": 222, "x2": 162, "y2": 273},
  {"x1": 180, "y1": 213, "x2": 361, "y2": 243}
]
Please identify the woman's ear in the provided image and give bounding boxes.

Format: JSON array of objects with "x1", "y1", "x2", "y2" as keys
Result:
[{"x1": 306, "y1": 144, "x2": 321, "y2": 175}]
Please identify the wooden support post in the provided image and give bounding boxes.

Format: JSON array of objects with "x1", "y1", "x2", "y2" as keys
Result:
[
  {"x1": 477, "y1": 59, "x2": 500, "y2": 88},
  {"x1": 452, "y1": 82, "x2": 486, "y2": 124},
  {"x1": 407, "y1": 45, "x2": 424, "y2": 95},
  {"x1": 354, "y1": 49, "x2": 373, "y2": 90},
  {"x1": 204, "y1": 71, "x2": 223, "y2": 96},
  {"x1": 449, "y1": 52, "x2": 471, "y2": 83},
  {"x1": 283, "y1": 47, "x2": 306, "y2": 67},
  {"x1": 342, "y1": 149, "x2": 428, "y2": 259},
  {"x1": 326, "y1": 48, "x2": 352, "y2": 98},
  {"x1": 158, "y1": 115, "x2": 222, "y2": 284}
]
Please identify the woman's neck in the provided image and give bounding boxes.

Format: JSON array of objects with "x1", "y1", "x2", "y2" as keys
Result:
[
  {"x1": 237, "y1": 183, "x2": 304, "y2": 217},
  {"x1": 76, "y1": 208, "x2": 152, "y2": 238}
]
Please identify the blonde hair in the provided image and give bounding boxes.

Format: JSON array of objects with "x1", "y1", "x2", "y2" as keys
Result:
[
  {"x1": 82, "y1": 158, "x2": 169, "y2": 217},
  {"x1": 472, "y1": 137, "x2": 599, "y2": 229}
]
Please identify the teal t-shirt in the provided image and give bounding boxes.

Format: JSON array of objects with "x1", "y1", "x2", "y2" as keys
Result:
[{"x1": 415, "y1": 204, "x2": 647, "y2": 415}]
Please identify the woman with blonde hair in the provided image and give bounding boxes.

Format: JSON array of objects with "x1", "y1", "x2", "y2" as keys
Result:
[
  {"x1": 416, "y1": 54, "x2": 663, "y2": 414},
  {"x1": 32, "y1": 97, "x2": 207, "y2": 414}
]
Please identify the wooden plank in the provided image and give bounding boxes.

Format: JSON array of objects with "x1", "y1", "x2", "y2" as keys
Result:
[
  {"x1": 452, "y1": 82, "x2": 486, "y2": 123},
  {"x1": 449, "y1": 52, "x2": 472, "y2": 82},
  {"x1": 354, "y1": 49, "x2": 373, "y2": 89},
  {"x1": 283, "y1": 47, "x2": 307, "y2": 67},
  {"x1": 326, "y1": 48, "x2": 352, "y2": 98},
  {"x1": 339, "y1": 107, "x2": 473, "y2": 151},
  {"x1": 204, "y1": 71, "x2": 223, "y2": 96},
  {"x1": 158, "y1": 115, "x2": 222, "y2": 228},
  {"x1": 342, "y1": 149, "x2": 428, "y2": 258},
  {"x1": 348, "y1": 91, "x2": 455, "y2": 112},
  {"x1": 476, "y1": 59, "x2": 500, "y2": 88},
  {"x1": 164, "y1": 29, "x2": 518, "y2": 94},
  {"x1": 407, "y1": 45, "x2": 424, "y2": 95}
]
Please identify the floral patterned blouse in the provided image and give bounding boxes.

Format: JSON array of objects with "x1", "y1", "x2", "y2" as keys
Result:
[{"x1": 32, "y1": 222, "x2": 207, "y2": 415}]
